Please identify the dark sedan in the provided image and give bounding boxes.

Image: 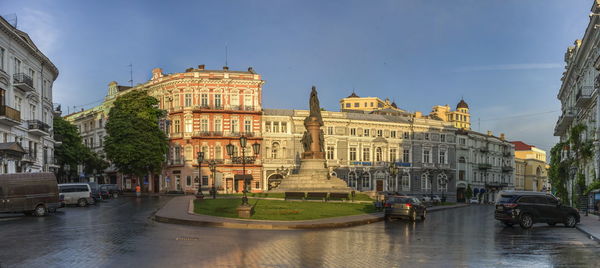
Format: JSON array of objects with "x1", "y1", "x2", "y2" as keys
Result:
[{"x1": 384, "y1": 196, "x2": 427, "y2": 221}]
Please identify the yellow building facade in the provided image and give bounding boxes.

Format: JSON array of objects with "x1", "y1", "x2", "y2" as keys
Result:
[
  {"x1": 339, "y1": 93, "x2": 401, "y2": 112},
  {"x1": 429, "y1": 99, "x2": 470, "y2": 130},
  {"x1": 511, "y1": 141, "x2": 549, "y2": 192}
]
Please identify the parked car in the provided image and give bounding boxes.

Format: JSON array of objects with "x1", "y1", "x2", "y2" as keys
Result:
[
  {"x1": 86, "y1": 182, "x2": 101, "y2": 202},
  {"x1": 0, "y1": 173, "x2": 60, "y2": 216},
  {"x1": 384, "y1": 196, "x2": 427, "y2": 221},
  {"x1": 469, "y1": 197, "x2": 479, "y2": 204},
  {"x1": 431, "y1": 195, "x2": 442, "y2": 204},
  {"x1": 494, "y1": 191, "x2": 580, "y2": 229},
  {"x1": 99, "y1": 184, "x2": 121, "y2": 199},
  {"x1": 58, "y1": 183, "x2": 95, "y2": 207}
]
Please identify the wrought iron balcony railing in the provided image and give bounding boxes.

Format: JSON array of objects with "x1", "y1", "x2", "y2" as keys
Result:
[{"x1": 13, "y1": 73, "x2": 34, "y2": 89}]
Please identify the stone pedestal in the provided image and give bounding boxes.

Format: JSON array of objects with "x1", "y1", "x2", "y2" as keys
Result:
[
  {"x1": 237, "y1": 205, "x2": 253, "y2": 218},
  {"x1": 272, "y1": 159, "x2": 352, "y2": 192},
  {"x1": 302, "y1": 117, "x2": 325, "y2": 159}
]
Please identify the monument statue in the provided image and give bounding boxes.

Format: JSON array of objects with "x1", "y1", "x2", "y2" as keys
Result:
[{"x1": 269, "y1": 86, "x2": 352, "y2": 193}]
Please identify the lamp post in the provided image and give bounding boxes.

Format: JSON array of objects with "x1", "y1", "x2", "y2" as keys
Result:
[
  {"x1": 196, "y1": 151, "x2": 204, "y2": 200},
  {"x1": 209, "y1": 160, "x2": 217, "y2": 199},
  {"x1": 226, "y1": 136, "x2": 260, "y2": 206},
  {"x1": 388, "y1": 163, "x2": 399, "y2": 193}
]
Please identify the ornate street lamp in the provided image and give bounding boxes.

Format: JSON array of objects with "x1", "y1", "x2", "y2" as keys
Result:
[
  {"x1": 388, "y1": 163, "x2": 399, "y2": 192},
  {"x1": 208, "y1": 160, "x2": 217, "y2": 199},
  {"x1": 227, "y1": 137, "x2": 260, "y2": 206},
  {"x1": 196, "y1": 151, "x2": 205, "y2": 199}
]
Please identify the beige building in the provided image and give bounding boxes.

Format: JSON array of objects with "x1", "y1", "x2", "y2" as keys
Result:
[
  {"x1": 339, "y1": 93, "x2": 403, "y2": 112},
  {"x1": 511, "y1": 141, "x2": 549, "y2": 192},
  {"x1": 429, "y1": 99, "x2": 470, "y2": 130}
]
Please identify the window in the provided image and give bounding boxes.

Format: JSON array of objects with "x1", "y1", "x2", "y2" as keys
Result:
[
  {"x1": 215, "y1": 146, "x2": 222, "y2": 159},
  {"x1": 185, "y1": 146, "x2": 193, "y2": 161},
  {"x1": 403, "y1": 149, "x2": 410, "y2": 163},
  {"x1": 362, "y1": 173, "x2": 370, "y2": 188},
  {"x1": 174, "y1": 146, "x2": 181, "y2": 163},
  {"x1": 90, "y1": 137, "x2": 94, "y2": 148},
  {"x1": 14, "y1": 96, "x2": 21, "y2": 111},
  {"x1": 363, "y1": 148, "x2": 370, "y2": 161},
  {"x1": 389, "y1": 148, "x2": 397, "y2": 162},
  {"x1": 404, "y1": 132, "x2": 410, "y2": 139},
  {"x1": 273, "y1": 122, "x2": 280, "y2": 133},
  {"x1": 440, "y1": 134, "x2": 446, "y2": 142},
  {"x1": 231, "y1": 93, "x2": 239, "y2": 106},
  {"x1": 327, "y1": 146, "x2": 335, "y2": 160},
  {"x1": 402, "y1": 174, "x2": 410, "y2": 191},
  {"x1": 186, "y1": 176, "x2": 192, "y2": 186},
  {"x1": 265, "y1": 122, "x2": 271, "y2": 132},
  {"x1": 281, "y1": 122, "x2": 287, "y2": 133},
  {"x1": 350, "y1": 128, "x2": 357, "y2": 136},
  {"x1": 174, "y1": 94, "x2": 180, "y2": 107},
  {"x1": 370, "y1": 102, "x2": 374, "y2": 107},
  {"x1": 375, "y1": 147, "x2": 382, "y2": 162},
  {"x1": 255, "y1": 182, "x2": 260, "y2": 189},
  {"x1": 271, "y1": 142, "x2": 280, "y2": 159},
  {"x1": 98, "y1": 134, "x2": 103, "y2": 147},
  {"x1": 348, "y1": 172, "x2": 357, "y2": 188},
  {"x1": 459, "y1": 170, "x2": 465, "y2": 181},
  {"x1": 185, "y1": 94, "x2": 192, "y2": 107},
  {"x1": 30, "y1": 104, "x2": 36, "y2": 120},
  {"x1": 327, "y1": 126, "x2": 334, "y2": 135},
  {"x1": 214, "y1": 94, "x2": 222, "y2": 108},
  {"x1": 473, "y1": 171, "x2": 477, "y2": 182},
  {"x1": 349, "y1": 147, "x2": 357, "y2": 161},
  {"x1": 0, "y1": 47, "x2": 4, "y2": 71},
  {"x1": 173, "y1": 120, "x2": 180, "y2": 133},
  {"x1": 354, "y1": 103, "x2": 359, "y2": 107},
  {"x1": 201, "y1": 94, "x2": 208, "y2": 107},
  {"x1": 214, "y1": 119, "x2": 222, "y2": 132},
  {"x1": 201, "y1": 119, "x2": 208, "y2": 132},
  {"x1": 423, "y1": 149, "x2": 431, "y2": 163},
  {"x1": 346, "y1": 103, "x2": 351, "y2": 108},
  {"x1": 377, "y1": 130, "x2": 383, "y2": 137},
  {"x1": 244, "y1": 120, "x2": 252, "y2": 133},
  {"x1": 364, "y1": 129, "x2": 370, "y2": 137},
  {"x1": 231, "y1": 119, "x2": 239, "y2": 133},
  {"x1": 14, "y1": 58, "x2": 21, "y2": 74},
  {"x1": 439, "y1": 150, "x2": 446, "y2": 164},
  {"x1": 437, "y1": 173, "x2": 448, "y2": 191},
  {"x1": 424, "y1": 133, "x2": 430, "y2": 140},
  {"x1": 244, "y1": 95, "x2": 252, "y2": 108},
  {"x1": 391, "y1": 131, "x2": 396, "y2": 138},
  {"x1": 421, "y1": 173, "x2": 430, "y2": 190},
  {"x1": 185, "y1": 118, "x2": 193, "y2": 133}
]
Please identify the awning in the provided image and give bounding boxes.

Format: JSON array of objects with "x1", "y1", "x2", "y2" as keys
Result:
[{"x1": 0, "y1": 142, "x2": 27, "y2": 159}]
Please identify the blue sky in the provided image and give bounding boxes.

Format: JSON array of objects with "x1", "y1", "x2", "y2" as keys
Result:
[{"x1": 1, "y1": 0, "x2": 594, "y2": 152}]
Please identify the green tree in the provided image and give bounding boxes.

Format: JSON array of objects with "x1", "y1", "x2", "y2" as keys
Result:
[
  {"x1": 53, "y1": 116, "x2": 89, "y2": 181},
  {"x1": 465, "y1": 184, "x2": 472, "y2": 201},
  {"x1": 548, "y1": 142, "x2": 570, "y2": 204},
  {"x1": 104, "y1": 90, "x2": 168, "y2": 179},
  {"x1": 84, "y1": 151, "x2": 109, "y2": 177}
]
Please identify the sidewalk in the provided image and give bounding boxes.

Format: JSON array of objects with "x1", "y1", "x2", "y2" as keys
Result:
[
  {"x1": 576, "y1": 213, "x2": 600, "y2": 242},
  {"x1": 153, "y1": 195, "x2": 469, "y2": 230}
]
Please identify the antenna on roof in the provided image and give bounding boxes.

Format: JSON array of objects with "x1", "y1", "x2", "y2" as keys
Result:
[
  {"x1": 128, "y1": 63, "x2": 133, "y2": 87},
  {"x1": 225, "y1": 44, "x2": 228, "y2": 67},
  {"x1": 2, "y1": 14, "x2": 17, "y2": 28}
]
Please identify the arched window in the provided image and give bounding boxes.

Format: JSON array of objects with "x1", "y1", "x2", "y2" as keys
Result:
[
  {"x1": 437, "y1": 173, "x2": 448, "y2": 192},
  {"x1": 421, "y1": 173, "x2": 430, "y2": 190},
  {"x1": 271, "y1": 142, "x2": 280, "y2": 159},
  {"x1": 362, "y1": 172, "x2": 371, "y2": 189},
  {"x1": 375, "y1": 147, "x2": 382, "y2": 162},
  {"x1": 402, "y1": 173, "x2": 410, "y2": 191},
  {"x1": 348, "y1": 172, "x2": 357, "y2": 188},
  {"x1": 459, "y1": 157, "x2": 466, "y2": 163}
]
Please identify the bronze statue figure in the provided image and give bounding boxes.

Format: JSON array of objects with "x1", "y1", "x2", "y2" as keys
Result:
[
  {"x1": 301, "y1": 131, "x2": 312, "y2": 152},
  {"x1": 306, "y1": 86, "x2": 323, "y2": 126},
  {"x1": 319, "y1": 129, "x2": 325, "y2": 153}
]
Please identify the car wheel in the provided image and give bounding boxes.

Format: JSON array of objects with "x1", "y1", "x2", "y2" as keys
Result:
[
  {"x1": 421, "y1": 210, "x2": 426, "y2": 221},
  {"x1": 33, "y1": 205, "x2": 47, "y2": 217},
  {"x1": 548, "y1": 222, "x2": 556, "y2": 226},
  {"x1": 564, "y1": 215, "x2": 577, "y2": 228},
  {"x1": 519, "y1": 214, "x2": 533, "y2": 229},
  {"x1": 503, "y1": 221, "x2": 514, "y2": 227},
  {"x1": 77, "y1": 198, "x2": 88, "y2": 207},
  {"x1": 113, "y1": 192, "x2": 119, "y2": 199}
]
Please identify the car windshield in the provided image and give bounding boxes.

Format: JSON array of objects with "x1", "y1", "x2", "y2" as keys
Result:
[
  {"x1": 389, "y1": 197, "x2": 412, "y2": 203},
  {"x1": 497, "y1": 195, "x2": 514, "y2": 204}
]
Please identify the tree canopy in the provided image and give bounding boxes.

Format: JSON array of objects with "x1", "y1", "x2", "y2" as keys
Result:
[{"x1": 104, "y1": 90, "x2": 168, "y2": 178}]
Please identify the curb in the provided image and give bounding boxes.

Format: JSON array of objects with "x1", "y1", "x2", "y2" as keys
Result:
[
  {"x1": 575, "y1": 225, "x2": 599, "y2": 242},
  {"x1": 153, "y1": 200, "x2": 468, "y2": 230}
]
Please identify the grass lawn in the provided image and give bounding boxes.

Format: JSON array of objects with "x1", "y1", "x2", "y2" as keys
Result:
[
  {"x1": 217, "y1": 192, "x2": 373, "y2": 201},
  {"x1": 194, "y1": 198, "x2": 376, "y2": 220}
]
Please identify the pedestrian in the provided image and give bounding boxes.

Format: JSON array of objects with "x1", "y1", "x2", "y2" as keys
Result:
[{"x1": 135, "y1": 184, "x2": 141, "y2": 198}]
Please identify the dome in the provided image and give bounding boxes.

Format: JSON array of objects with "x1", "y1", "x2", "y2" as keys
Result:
[
  {"x1": 457, "y1": 99, "x2": 469, "y2": 109},
  {"x1": 391, "y1": 102, "x2": 398, "y2": 108},
  {"x1": 347, "y1": 92, "x2": 359, "y2": 98}
]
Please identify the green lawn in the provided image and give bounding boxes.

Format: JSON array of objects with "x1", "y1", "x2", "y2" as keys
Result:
[
  {"x1": 194, "y1": 199, "x2": 376, "y2": 220},
  {"x1": 217, "y1": 192, "x2": 373, "y2": 201}
]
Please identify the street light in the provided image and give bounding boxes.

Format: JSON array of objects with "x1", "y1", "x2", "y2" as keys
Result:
[
  {"x1": 208, "y1": 160, "x2": 217, "y2": 199},
  {"x1": 196, "y1": 151, "x2": 205, "y2": 200},
  {"x1": 226, "y1": 136, "x2": 260, "y2": 206},
  {"x1": 388, "y1": 163, "x2": 399, "y2": 192}
]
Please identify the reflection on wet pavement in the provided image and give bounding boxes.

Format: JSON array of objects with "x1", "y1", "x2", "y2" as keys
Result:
[{"x1": 1, "y1": 198, "x2": 598, "y2": 267}]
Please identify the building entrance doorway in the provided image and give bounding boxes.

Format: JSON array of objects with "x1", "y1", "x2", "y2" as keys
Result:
[{"x1": 376, "y1": 180, "x2": 384, "y2": 192}]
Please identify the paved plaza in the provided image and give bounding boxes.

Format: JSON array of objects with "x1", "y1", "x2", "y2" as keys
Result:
[{"x1": 1, "y1": 197, "x2": 599, "y2": 267}]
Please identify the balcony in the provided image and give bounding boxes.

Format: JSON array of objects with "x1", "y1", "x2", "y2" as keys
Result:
[
  {"x1": 191, "y1": 131, "x2": 258, "y2": 138},
  {"x1": 231, "y1": 156, "x2": 256, "y2": 164},
  {"x1": 0, "y1": 105, "x2": 20, "y2": 126},
  {"x1": 192, "y1": 105, "x2": 258, "y2": 113},
  {"x1": 13, "y1": 73, "x2": 34, "y2": 92},
  {"x1": 27, "y1": 120, "x2": 50, "y2": 136},
  {"x1": 22, "y1": 153, "x2": 36, "y2": 163},
  {"x1": 576, "y1": 85, "x2": 593, "y2": 108},
  {"x1": 553, "y1": 108, "x2": 576, "y2": 136},
  {"x1": 502, "y1": 166, "x2": 513, "y2": 172},
  {"x1": 502, "y1": 151, "x2": 512, "y2": 157},
  {"x1": 478, "y1": 163, "x2": 492, "y2": 170}
]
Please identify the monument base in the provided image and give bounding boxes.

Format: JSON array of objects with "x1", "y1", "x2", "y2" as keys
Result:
[
  {"x1": 271, "y1": 159, "x2": 352, "y2": 193},
  {"x1": 237, "y1": 205, "x2": 253, "y2": 218}
]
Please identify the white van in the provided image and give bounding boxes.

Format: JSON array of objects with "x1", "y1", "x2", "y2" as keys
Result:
[{"x1": 58, "y1": 183, "x2": 95, "y2": 207}]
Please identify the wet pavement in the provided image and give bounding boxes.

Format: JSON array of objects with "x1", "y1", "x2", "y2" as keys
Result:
[{"x1": 1, "y1": 197, "x2": 599, "y2": 268}]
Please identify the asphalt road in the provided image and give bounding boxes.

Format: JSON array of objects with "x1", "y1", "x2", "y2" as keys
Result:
[{"x1": 1, "y1": 197, "x2": 599, "y2": 268}]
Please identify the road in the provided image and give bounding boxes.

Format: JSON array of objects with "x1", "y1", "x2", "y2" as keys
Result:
[{"x1": 1, "y1": 197, "x2": 599, "y2": 267}]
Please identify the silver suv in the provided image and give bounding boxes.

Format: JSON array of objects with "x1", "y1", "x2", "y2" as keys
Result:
[{"x1": 58, "y1": 183, "x2": 95, "y2": 207}]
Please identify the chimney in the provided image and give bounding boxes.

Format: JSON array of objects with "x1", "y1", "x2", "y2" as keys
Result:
[
  {"x1": 198, "y1": 64, "x2": 205, "y2": 70},
  {"x1": 487, "y1": 130, "x2": 492, "y2": 136},
  {"x1": 223, "y1": 66, "x2": 229, "y2": 71},
  {"x1": 500, "y1": 133, "x2": 505, "y2": 140}
]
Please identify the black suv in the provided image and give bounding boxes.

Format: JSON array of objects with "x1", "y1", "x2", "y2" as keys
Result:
[{"x1": 495, "y1": 191, "x2": 580, "y2": 229}]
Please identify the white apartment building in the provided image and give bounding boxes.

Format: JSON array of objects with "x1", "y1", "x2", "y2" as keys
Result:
[{"x1": 0, "y1": 17, "x2": 59, "y2": 173}]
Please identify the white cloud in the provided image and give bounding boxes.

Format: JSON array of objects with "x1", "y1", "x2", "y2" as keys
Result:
[
  {"x1": 454, "y1": 63, "x2": 563, "y2": 72},
  {"x1": 18, "y1": 8, "x2": 58, "y2": 55}
]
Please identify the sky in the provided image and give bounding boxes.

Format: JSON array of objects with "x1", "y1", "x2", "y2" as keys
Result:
[{"x1": 0, "y1": 0, "x2": 594, "y2": 153}]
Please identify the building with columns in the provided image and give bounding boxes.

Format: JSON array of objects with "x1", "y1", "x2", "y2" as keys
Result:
[
  {"x1": 511, "y1": 141, "x2": 549, "y2": 192},
  {"x1": 0, "y1": 16, "x2": 59, "y2": 174}
]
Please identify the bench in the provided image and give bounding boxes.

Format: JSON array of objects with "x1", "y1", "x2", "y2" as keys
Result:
[
  {"x1": 329, "y1": 192, "x2": 349, "y2": 202},
  {"x1": 284, "y1": 192, "x2": 305, "y2": 201},
  {"x1": 306, "y1": 192, "x2": 328, "y2": 201}
]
